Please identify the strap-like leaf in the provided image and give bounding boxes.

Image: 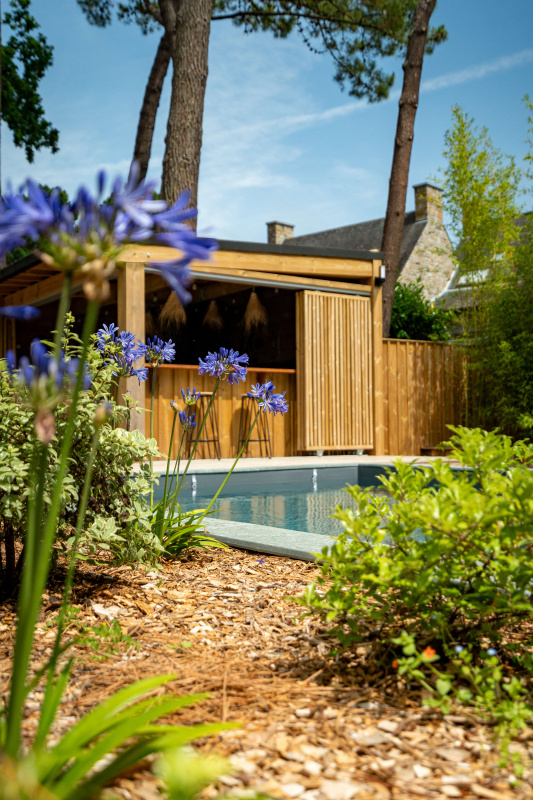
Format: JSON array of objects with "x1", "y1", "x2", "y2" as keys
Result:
[
  {"x1": 49, "y1": 695, "x2": 193, "y2": 797},
  {"x1": 72, "y1": 722, "x2": 235, "y2": 800}
]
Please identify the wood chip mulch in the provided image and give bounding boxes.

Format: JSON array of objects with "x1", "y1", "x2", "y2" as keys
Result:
[{"x1": 1, "y1": 546, "x2": 532, "y2": 800}]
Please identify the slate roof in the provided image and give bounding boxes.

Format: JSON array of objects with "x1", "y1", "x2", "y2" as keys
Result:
[{"x1": 287, "y1": 210, "x2": 427, "y2": 272}]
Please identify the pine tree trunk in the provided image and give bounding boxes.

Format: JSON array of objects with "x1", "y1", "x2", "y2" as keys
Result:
[
  {"x1": 380, "y1": 0, "x2": 437, "y2": 337},
  {"x1": 133, "y1": 31, "x2": 172, "y2": 181},
  {"x1": 160, "y1": 0, "x2": 212, "y2": 217}
]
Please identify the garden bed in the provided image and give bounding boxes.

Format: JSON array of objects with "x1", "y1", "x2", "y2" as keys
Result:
[{"x1": 0, "y1": 546, "x2": 530, "y2": 800}]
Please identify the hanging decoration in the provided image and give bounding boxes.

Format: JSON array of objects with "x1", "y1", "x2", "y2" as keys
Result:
[
  {"x1": 159, "y1": 291, "x2": 186, "y2": 330},
  {"x1": 243, "y1": 289, "x2": 267, "y2": 335},
  {"x1": 203, "y1": 299, "x2": 224, "y2": 331}
]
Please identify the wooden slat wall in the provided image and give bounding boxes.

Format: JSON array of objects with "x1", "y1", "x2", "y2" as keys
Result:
[
  {"x1": 382, "y1": 339, "x2": 465, "y2": 455},
  {"x1": 296, "y1": 291, "x2": 374, "y2": 451},
  {"x1": 0, "y1": 315, "x2": 15, "y2": 355},
  {"x1": 146, "y1": 366, "x2": 296, "y2": 459}
]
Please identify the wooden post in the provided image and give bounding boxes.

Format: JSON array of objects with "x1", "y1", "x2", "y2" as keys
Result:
[
  {"x1": 117, "y1": 262, "x2": 146, "y2": 435},
  {"x1": 370, "y1": 259, "x2": 385, "y2": 455}
]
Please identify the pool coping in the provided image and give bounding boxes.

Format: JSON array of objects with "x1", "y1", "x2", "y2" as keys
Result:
[{"x1": 204, "y1": 518, "x2": 333, "y2": 562}]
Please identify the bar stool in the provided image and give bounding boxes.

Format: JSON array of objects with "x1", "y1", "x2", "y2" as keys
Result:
[
  {"x1": 186, "y1": 392, "x2": 221, "y2": 459},
  {"x1": 238, "y1": 395, "x2": 272, "y2": 458}
]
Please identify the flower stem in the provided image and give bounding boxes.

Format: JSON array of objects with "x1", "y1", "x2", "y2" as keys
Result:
[
  {"x1": 52, "y1": 272, "x2": 73, "y2": 360},
  {"x1": 5, "y1": 443, "x2": 48, "y2": 756},
  {"x1": 5, "y1": 299, "x2": 99, "y2": 757},
  {"x1": 150, "y1": 364, "x2": 157, "y2": 509},
  {"x1": 35, "y1": 426, "x2": 101, "y2": 748},
  {"x1": 195, "y1": 409, "x2": 260, "y2": 530},
  {"x1": 155, "y1": 411, "x2": 178, "y2": 541},
  {"x1": 176, "y1": 378, "x2": 220, "y2": 496}
]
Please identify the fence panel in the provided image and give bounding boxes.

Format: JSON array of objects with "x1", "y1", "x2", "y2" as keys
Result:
[{"x1": 383, "y1": 339, "x2": 465, "y2": 455}]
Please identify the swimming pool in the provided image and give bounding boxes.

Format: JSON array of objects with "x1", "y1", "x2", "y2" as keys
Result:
[{"x1": 157, "y1": 464, "x2": 390, "y2": 536}]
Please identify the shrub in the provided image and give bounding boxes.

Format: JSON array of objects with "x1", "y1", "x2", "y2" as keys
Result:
[
  {"x1": 0, "y1": 319, "x2": 163, "y2": 596},
  {"x1": 389, "y1": 279, "x2": 454, "y2": 341},
  {"x1": 298, "y1": 428, "x2": 533, "y2": 736}
]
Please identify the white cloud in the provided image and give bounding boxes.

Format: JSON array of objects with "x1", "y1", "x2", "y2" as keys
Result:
[{"x1": 421, "y1": 48, "x2": 533, "y2": 93}]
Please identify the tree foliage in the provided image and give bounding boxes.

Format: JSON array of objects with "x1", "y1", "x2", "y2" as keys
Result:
[
  {"x1": 80, "y1": 0, "x2": 446, "y2": 100},
  {"x1": 441, "y1": 101, "x2": 533, "y2": 436},
  {"x1": 1, "y1": 0, "x2": 59, "y2": 163},
  {"x1": 76, "y1": 0, "x2": 446, "y2": 202}
]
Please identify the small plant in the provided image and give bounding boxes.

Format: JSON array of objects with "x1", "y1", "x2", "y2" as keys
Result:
[
  {"x1": 299, "y1": 427, "x2": 533, "y2": 747},
  {"x1": 76, "y1": 619, "x2": 139, "y2": 660},
  {"x1": 393, "y1": 633, "x2": 532, "y2": 772}
]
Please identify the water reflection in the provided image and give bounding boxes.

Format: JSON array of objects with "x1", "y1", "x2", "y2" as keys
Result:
[{"x1": 210, "y1": 488, "x2": 385, "y2": 536}]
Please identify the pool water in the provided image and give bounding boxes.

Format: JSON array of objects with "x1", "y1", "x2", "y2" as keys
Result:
[{"x1": 187, "y1": 487, "x2": 388, "y2": 536}]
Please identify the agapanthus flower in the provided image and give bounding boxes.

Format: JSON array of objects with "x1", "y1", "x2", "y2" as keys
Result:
[
  {"x1": 95, "y1": 323, "x2": 147, "y2": 384},
  {"x1": 0, "y1": 305, "x2": 40, "y2": 320},
  {"x1": 4, "y1": 339, "x2": 91, "y2": 442},
  {"x1": 198, "y1": 348, "x2": 249, "y2": 385},
  {"x1": 0, "y1": 165, "x2": 217, "y2": 303},
  {"x1": 247, "y1": 381, "x2": 289, "y2": 416},
  {"x1": 178, "y1": 410, "x2": 196, "y2": 431},
  {"x1": 143, "y1": 335, "x2": 175, "y2": 365},
  {"x1": 181, "y1": 385, "x2": 199, "y2": 406}
]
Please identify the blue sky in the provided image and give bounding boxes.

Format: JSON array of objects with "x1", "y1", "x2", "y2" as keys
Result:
[{"x1": 3, "y1": 0, "x2": 533, "y2": 242}]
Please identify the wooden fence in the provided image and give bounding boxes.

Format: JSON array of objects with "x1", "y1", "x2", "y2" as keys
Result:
[
  {"x1": 382, "y1": 339, "x2": 465, "y2": 456},
  {"x1": 146, "y1": 365, "x2": 296, "y2": 460}
]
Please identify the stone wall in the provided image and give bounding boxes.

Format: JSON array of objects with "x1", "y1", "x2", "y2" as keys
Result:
[{"x1": 399, "y1": 218, "x2": 456, "y2": 300}]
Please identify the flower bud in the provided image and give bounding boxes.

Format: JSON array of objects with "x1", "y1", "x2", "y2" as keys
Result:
[
  {"x1": 94, "y1": 401, "x2": 114, "y2": 427},
  {"x1": 34, "y1": 408, "x2": 55, "y2": 445}
]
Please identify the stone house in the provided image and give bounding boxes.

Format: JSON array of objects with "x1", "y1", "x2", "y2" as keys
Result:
[{"x1": 266, "y1": 182, "x2": 455, "y2": 300}]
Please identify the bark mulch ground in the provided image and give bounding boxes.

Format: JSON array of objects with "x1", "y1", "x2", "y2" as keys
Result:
[{"x1": 1, "y1": 546, "x2": 532, "y2": 800}]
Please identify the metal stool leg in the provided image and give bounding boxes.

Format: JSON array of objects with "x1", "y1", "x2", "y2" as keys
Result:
[
  {"x1": 186, "y1": 393, "x2": 221, "y2": 460},
  {"x1": 238, "y1": 395, "x2": 272, "y2": 458}
]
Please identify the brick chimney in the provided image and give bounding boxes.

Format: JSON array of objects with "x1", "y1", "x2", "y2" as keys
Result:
[
  {"x1": 413, "y1": 182, "x2": 443, "y2": 223},
  {"x1": 266, "y1": 221, "x2": 294, "y2": 245}
]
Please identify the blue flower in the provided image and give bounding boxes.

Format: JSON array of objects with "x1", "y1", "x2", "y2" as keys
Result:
[
  {"x1": 144, "y1": 336, "x2": 175, "y2": 365},
  {"x1": 0, "y1": 305, "x2": 40, "y2": 320},
  {"x1": 198, "y1": 348, "x2": 249, "y2": 385},
  {"x1": 95, "y1": 324, "x2": 147, "y2": 383},
  {"x1": 5, "y1": 339, "x2": 91, "y2": 397},
  {"x1": 454, "y1": 645, "x2": 464, "y2": 654},
  {"x1": 95, "y1": 323, "x2": 119, "y2": 350},
  {"x1": 247, "y1": 382, "x2": 289, "y2": 415},
  {"x1": 487, "y1": 648, "x2": 497, "y2": 657},
  {"x1": 0, "y1": 167, "x2": 217, "y2": 303},
  {"x1": 178, "y1": 410, "x2": 196, "y2": 431},
  {"x1": 181, "y1": 386, "x2": 199, "y2": 406}
]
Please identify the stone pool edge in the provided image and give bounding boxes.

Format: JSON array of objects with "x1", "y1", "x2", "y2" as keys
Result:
[{"x1": 204, "y1": 518, "x2": 333, "y2": 562}]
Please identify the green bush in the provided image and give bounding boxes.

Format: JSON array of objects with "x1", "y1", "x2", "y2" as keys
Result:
[
  {"x1": 298, "y1": 428, "x2": 533, "y2": 736},
  {"x1": 0, "y1": 319, "x2": 162, "y2": 595},
  {"x1": 389, "y1": 280, "x2": 454, "y2": 341}
]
